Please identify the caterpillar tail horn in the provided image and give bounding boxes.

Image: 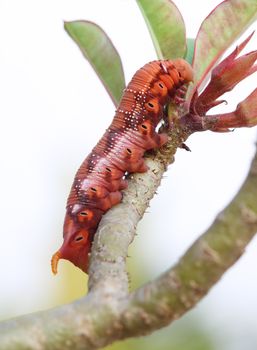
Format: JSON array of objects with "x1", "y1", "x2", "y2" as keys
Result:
[{"x1": 51, "y1": 251, "x2": 61, "y2": 275}]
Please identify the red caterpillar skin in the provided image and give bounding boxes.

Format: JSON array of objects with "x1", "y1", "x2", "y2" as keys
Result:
[{"x1": 51, "y1": 59, "x2": 193, "y2": 274}]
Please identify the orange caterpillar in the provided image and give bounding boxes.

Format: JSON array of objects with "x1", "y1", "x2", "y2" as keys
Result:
[{"x1": 51, "y1": 59, "x2": 193, "y2": 274}]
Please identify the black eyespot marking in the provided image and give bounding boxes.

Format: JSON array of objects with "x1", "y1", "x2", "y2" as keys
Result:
[
  {"x1": 148, "y1": 102, "x2": 154, "y2": 108},
  {"x1": 126, "y1": 148, "x2": 132, "y2": 154},
  {"x1": 90, "y1": 187, "x2": 97, "y2": 192},
  {"x1": 106, "y1": 167, "x2": 112, "y2": 172},
  {"x1": 141, "y1": 124, "x2": 147, "y2": 130},
  {"x1": 158, "y1": 83, "x2": 164, "y2": 89},
  {"x1": 75, "y1": 236, "x2": 84, "y2": 242},
  {"x1": 80, "y1": 211, "x2": 88, "y2": 216}
]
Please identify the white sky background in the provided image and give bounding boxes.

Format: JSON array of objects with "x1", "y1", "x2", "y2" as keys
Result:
[{"x1": 0, "y1": 0, "x2": 256, "y2": 347}]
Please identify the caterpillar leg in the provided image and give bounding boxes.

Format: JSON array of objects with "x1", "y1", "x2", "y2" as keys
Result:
[
  {"x1": 144, "y1": 131, "x2": 168, "y2": 149},
  {"x1": 96, "y1": 191, "x2": 123, "y2": 211},
  {"x1": 135, "y1": 160, "x2": 148, "y2": 173},
  {"x1": 174, "y1": 84, "x2": 188, "y2": 105},
  {"x1": 119, "y1": 178, "x2": 128, "y2": 190},
  {"x1": 157, "y1": 133, "x2": 168, "y2": 147},
  {"x1": 109, "y1": 191, "x2": 123, "y2": 206}
]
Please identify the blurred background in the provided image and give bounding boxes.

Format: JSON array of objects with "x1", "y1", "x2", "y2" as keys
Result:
[{"x1": 0, "y1": 0, "x2": 256, "y2": 349}]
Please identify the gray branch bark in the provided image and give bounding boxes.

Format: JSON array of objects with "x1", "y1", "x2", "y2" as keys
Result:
[{"x1": 0, "y1": 122, "x2": 257, "y2": 349}]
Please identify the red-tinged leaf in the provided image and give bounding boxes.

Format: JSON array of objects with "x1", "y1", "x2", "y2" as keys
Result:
[
  {"x1": 236, "y1": 88, "x2": 257, "y2": 127},
  {"x1": 211, "y1": 31, "x2": 254, "y2": 77},
  {"x1": 205, "y1": 99, "x2": 228, "y2": 110},
  {"x1": 213, "y1": 50, "x2": 257, "y2": 90},
  {"x1": 208, "y1": 88, "x2": 257, "y2": 131},
  {"x1": 136, "y1": 0, "x2": 186, "y2": 59},
  {"x1": 188, "y1": 0, "x2": 257, "y2": 100},
  {"x1": 248, "y1": 64, "x2": 257, "y2": 76},
  {"x1": 195, "y1": 48, "x2": 257, "y2": 114},
  {"x1": 64, "y1": 21, "x2": 125, "y2": 107}
]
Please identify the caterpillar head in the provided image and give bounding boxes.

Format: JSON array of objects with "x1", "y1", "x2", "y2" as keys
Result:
[
  {"x1": 51, "y1": 205, "x2": 102, "y2": 274},
  {"x1": 172, "y1": 58, "x2": 194, "y2": 83}
]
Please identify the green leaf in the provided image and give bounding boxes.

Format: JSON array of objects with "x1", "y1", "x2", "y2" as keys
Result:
[
  {"x1": 191, "y1": 0, "x2": 257, "y2": 96},
  {"x1": 185, "y1": 38, "x2": 195, "y2": 64},
  {"x1": 136, "y1": 0, "x2": 186, "y2": 59},
  {"x1": 64, "y1": 21, "x2": 125, "y2": 107}
]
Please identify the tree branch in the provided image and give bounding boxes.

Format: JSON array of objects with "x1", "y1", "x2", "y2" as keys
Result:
[
  {"x1": 1, "y1": 127, "x2": 257, "y2": 349},
  {"x1": 122, "y1": 145, "x2": 257, "y2": 335},
  {"x1": 87, "y1": 126, "x2": 189, "y2": 293}
]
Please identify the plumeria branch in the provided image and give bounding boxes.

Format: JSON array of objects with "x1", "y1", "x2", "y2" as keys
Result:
[
  {"x1": 1, "y1": 7, "x2": 257, "y2": 348},
  {"x1": 1, "y1": 36, "x2": 257, "y2": 349},
  {"x1": 125, "y1": 146, "x2": 257, "y2": 334},
  {"x1": 1, "y1": 114, "x2": 257, "y2": 349}
]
